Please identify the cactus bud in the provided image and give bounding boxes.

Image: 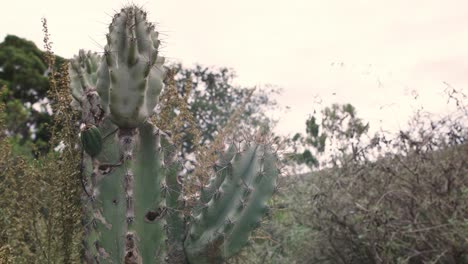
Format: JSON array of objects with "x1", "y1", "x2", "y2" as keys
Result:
[{"x1": 81, "y1": 124, "x2": 103, "y2": 157}]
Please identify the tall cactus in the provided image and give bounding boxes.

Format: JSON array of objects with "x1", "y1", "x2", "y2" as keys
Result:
[{"x1": 69, "y1": 5, "x2": 279, "y2": 264}]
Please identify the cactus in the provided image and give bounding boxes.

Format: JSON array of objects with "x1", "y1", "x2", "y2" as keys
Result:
[{"x1": 70, "y1": 5, "x2": 279, "y2": 264}]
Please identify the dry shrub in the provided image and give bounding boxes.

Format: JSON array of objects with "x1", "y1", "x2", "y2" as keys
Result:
[
  {"x1": 288, "y1": 110, "x2": 468, "y2": 264},
  {"x1": 0, "y1": 22, "x2": 82, "y2": 263}
]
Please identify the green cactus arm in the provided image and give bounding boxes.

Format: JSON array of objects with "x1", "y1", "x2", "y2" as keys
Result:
[
  {"x1": 82, "y1": 118, "x2": 127, "y2": 263},
  {"x1": 96, "y1": 53, "x2": 110, "y2": 113},
  {"x1": 192, "y1": 144, "x2": 258, "y2": 237},
  {"x1": 103, "y1": 7, "x2": 165, "y2": 128},
  {"x1": 224, "y1": 146, "x2": 278, "y2": 255},
  {"x1": 81, "y1": 154, "x2": 98, "y2": 262},
  {"x1": 82, "y1": 121, "x2": 168, "y2": 263},
  {"x1": 69, "y1": 50, "x2": 104, "y2": 123},
  {"x1": 69, "y1": 59, "x2": 84, "y2": 103},
  {"x1": 127, "y1": 122, "x2": 166, "y2": 263},
  {"x1": 157, "y1": 134, "x2": 187, "y2": 263},
  {"x1": 199, "y1": 144, "x2": 237, "y2": 205},
  {"x1": 69, "y1": 50, "x2": 100, "y2": 103},
  {"x1": 184, "y1": 142, "x2": 278, "y2": 263}
]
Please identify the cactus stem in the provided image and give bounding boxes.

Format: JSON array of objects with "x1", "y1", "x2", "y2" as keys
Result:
[{"x1": 71, "y1": 6, "x2": 279, "y2": 263}]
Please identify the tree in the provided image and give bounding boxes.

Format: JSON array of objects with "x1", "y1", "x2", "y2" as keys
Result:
[
  {"x1": 169, "y1": 63, "x2": 280, "y2": 157},
  {"x1": 0, "y1": 35, "x2": 64, "y2": 152},
  {"x1": 290, "y1": 103, "x2": 369, "y2": 168}
]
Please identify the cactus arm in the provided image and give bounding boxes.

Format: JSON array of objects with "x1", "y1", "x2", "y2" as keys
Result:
[
  {"x1": 224, "y1": 145, "x2": 278, "y2": 255},
  {"x1": 69, "y1": 50, "x2": 100, "y2": 111},
  {"x1": 127, "y1": 122, "x2": 165, "y2": 263},
  {"x1": 69, "y1": 59, "x2": 85, "y2": 104},
  {"x1": 82, "y1": 118, "x2": 127, "y2": 263},
  {"x1": 69, "y1": 50, "x2": 127, "y2": 262},
  {"x1": 193, "y1": 145, "x2": 258, "y2": 238},
  {"x1": 93, "y1": 163, "x2": 127, "y2": 263},
  {"x1": 96, "y1": 53, "x2": 110, "y2": 113},
  {"x1": 69, "y1": 51, "x2": 104, "y2": 122},
  {"x1": 156, "y1": 134, "x2": 187, "y2": 263},
  {"x1": 146, "y1": 60, "x2": 165, "y2": 115},
  {"x1": 103, "y1": 7, "x2": 165, "y2": 128},
  {"x1": 184, "y1": 142, "x2": 279, "y2": 263},
  {"x1": 199, "y1": 144, "x2": 236, "y2": 205}
]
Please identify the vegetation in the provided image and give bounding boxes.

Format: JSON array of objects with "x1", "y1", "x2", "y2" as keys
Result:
[
  {"x1": 238, "y1": 104, "x2": 468, "y2": 264},
  {"x1": 288, "y1": 103, "x2": 369, "y2": 168},
  {"x1": 69, "y1": 6, "x2": 279, "y2": 263},
  {"x1": 0, "y1": 35, "x2": 65, "y2": 153},
  {"x1": 170, "y1": 63, "x2": 279, "y2": 159},
  {"x1": 0, "y1": 33, "x2": 279, "y2": 264},
  {"x1": 1, "y1": 4, "x2": 467, "y2": 264},
  {"x1": 0, "y1": 22, "x2": 82, "y2": 263}
]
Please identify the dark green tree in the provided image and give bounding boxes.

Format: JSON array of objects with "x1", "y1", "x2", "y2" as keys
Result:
[
  {"x1": 290, "y1": 103, "x2": 369, "y2": 168},
  {"x1": 0, "y1": 35, "x2": 64, "y2": 152}
]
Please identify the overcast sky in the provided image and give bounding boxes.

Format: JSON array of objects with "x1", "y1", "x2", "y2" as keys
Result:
[{"x1": 1, "y1": 0, "x2": 467, "y2": 136}]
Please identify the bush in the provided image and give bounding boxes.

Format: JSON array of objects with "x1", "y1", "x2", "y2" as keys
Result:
[
  {"x1": 287, "y1": 111, "x2": 468, "y2": 264},
  {"x1": 236, "y1": 106, "x2": 467, "y2": 264}
]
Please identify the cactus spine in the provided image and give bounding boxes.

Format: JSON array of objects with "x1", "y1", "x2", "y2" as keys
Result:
[{"x1": 69, "y1": 5, "x2": 278, "y2": 264}]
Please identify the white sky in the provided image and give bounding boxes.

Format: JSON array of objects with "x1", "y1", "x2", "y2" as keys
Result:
[{"x1": 1, "y1": 0, "x2": 467, "y2": 136}]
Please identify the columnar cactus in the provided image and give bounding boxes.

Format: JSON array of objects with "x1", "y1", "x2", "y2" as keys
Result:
[{"x1": 69, "y1": 5, "x2": 279, "y2": 264}]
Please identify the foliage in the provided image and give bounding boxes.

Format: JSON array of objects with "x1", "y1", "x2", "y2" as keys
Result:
[
  {"x1": 0, "y1": 35, "x2": 49, "y2": 103},
  {"x1": 242, "y1": 105, "x2": 468, "y2": 263},
  {"x1": 170, "y1": 63, "x2": 280, "y2": 157},
  {"x1": 0, "y1": 35, "x2": 65, "y2": 152},
  {"x1": 3, "y1": 4, "x2": 467, "y2": 264},
  {"x1": 289, "y1": 103, "x2": 369, "y2": 169},
  {"x1": 0, "y1": 23, "x2": 82, "y2": 263}
]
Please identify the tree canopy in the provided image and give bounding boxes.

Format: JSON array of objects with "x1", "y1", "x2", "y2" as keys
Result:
[
  {"x1": 170, "y1": 63, "x2": 279, "y2": 156},
  {"x1": 0, "y1": 35, "x2": 64, "y2": 152},
  {"x1": 290, "y1": 103, "x2": 369, "y2": 168}
]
